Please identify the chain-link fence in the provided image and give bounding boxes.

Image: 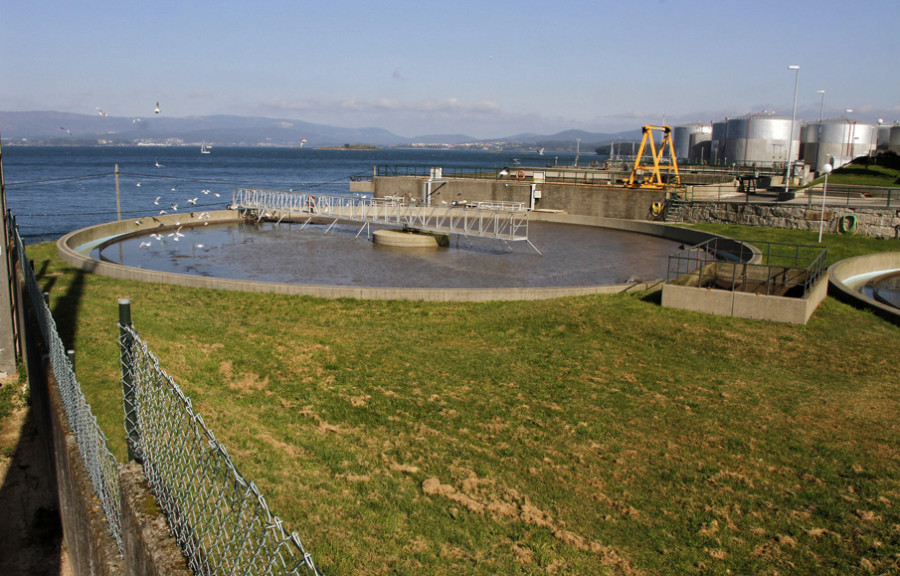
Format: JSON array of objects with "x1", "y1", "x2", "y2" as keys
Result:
[
  {"x1": 11, "y1": 213, "x2": 323, "y2": 575},
  {"x1": 119, "y1": 317, "x2": 322, "y2": 576},
  {"x1": 14, "y1": 221, "x2": 124, "y2": 554}
]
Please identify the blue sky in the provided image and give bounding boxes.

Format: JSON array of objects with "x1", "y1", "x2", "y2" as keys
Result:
[{"x1": 2, "y1": 0, "x2": 898, "y2": 138}]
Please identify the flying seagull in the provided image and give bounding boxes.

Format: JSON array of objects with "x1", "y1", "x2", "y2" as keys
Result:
[{"x1": 155, "y1": 101, "x2": 160, "y2": 114}]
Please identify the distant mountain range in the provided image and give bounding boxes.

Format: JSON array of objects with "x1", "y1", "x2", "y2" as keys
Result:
[{"x1": 0, "y1": 110, "x2": 641, "y2": 152}]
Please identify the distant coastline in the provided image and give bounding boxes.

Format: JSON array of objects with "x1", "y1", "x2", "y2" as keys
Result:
[{"x1": 314, "y1": 144, "x2": 379, "y2": 151}]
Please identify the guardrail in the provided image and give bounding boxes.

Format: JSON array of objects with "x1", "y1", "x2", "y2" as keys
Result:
[
  {"x1": 666, "y1": 238, "x2": 827, "y2": 299},
  {"x1": 232, "y1": 188, "x2": 538, "y2": 249},
  {"x1": 804, "y1": 184, "x2": 897, "y2": 207}
]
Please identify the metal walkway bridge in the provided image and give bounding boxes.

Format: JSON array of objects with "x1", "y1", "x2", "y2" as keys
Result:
[{"x1": 231, "y1": 188, "x2": 540, "y2": 253}]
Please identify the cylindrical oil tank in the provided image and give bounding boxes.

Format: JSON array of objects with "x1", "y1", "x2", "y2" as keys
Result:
[
  {"x1": 877, "y1": 124, "x2": 891, "y2": 149},
  {"x1": 814, "y1": 119, "x2": 878, "y2": 169},
  {"x1": 800, "y1": 123, "x2": 818, "y2": 168},
  {"x1": 890, "y1": 125, "x2": 900, "y2": 154},
  {"x1": 710, "y1": 120, "x2": 727, "y2": 165},
  {"x1": 723, "y1": 113, "x2": 798, "y2": 168},
  {"x1": 673, "y1": 123, "x2": 712, "y2": 162}
]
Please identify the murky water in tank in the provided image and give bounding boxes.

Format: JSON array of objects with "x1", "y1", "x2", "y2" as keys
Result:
[
  {"x1": 870, "y1": 272, "x2": 900, "y2": 309},
  {"x1": 96, "y1": 221, "x2": 681, "y2": 289}
]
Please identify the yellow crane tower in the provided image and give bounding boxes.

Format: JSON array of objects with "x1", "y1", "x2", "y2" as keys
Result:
[{"x1": 625, "y1": 125, "x2": 681, "y2": 189}]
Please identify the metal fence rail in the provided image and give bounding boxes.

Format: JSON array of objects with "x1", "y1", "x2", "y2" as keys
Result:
[
  {"x1": 666, "y1": 237, "x2": 827, "y2": 298},
  {"x1": 232, "y1": 188, "x2": 538, "y2": 250},
  {"x1": 119, "y1": 321, "x2": 322, "y2": 576},
  {"x1": 14, "y1": 222, "x2": 124, "y2": 554}
]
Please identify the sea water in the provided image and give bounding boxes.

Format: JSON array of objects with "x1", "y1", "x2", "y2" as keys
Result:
[
  {"x1": 2, "y1": 146, "x2": 559, "y2": 244},
  {"x1": 3, "y1": 146, "x2": 681, "y2": 288}
]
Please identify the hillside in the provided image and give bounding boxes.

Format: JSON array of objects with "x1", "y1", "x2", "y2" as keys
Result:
[{"x1": 0, "y1": 110, "x2": 641, "y2": 151}]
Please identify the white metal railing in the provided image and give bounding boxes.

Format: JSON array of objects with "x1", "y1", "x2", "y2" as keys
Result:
[{"x1": 232, "y1": 189, "x2": 537, "y2": 249}]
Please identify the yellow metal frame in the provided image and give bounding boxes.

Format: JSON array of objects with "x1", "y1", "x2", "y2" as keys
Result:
[{"x1": 625, "y1": 125, "x2": 681, "y2": 189}]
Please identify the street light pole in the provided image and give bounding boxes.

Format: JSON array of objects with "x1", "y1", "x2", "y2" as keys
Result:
[
  {"x1": 817, "y1": 90, "x2": 826, "y2": 122},
  {"x1": 782, "y1": 65, "x2": 800, "y2": 200},
  {"x1": 818, "y1": 163, "x2": 832, "y2": 243},
  {"x1": 842, "y1": 109, "x2": 853, "y2": 167},
  {"x1": 815, "y1": 90, "x2": 826, "y2": 171}
]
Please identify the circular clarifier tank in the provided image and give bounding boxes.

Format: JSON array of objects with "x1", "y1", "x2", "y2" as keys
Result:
[{"x1": 93, "y1": 219, "x2": 683, "y2": 290}]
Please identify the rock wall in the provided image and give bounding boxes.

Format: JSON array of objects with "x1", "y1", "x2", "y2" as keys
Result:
[{"x1": 677, "y1": 202, "x2": 900, "y2": 239}]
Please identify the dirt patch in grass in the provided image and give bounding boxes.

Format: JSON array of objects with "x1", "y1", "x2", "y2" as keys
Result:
[{"x1": 422, "y1": 473, "x2": 640, "y2": 574}]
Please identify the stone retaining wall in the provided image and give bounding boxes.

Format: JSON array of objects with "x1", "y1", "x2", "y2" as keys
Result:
[{"x1": 677, "y1": 201, "x2": 900, "y2": 239}]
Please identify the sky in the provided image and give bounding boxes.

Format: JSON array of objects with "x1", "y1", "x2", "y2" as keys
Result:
[{"x1": 2, "y1": 0, "x2": 898, "y2": 139}]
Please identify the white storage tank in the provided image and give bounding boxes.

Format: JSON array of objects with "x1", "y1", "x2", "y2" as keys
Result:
[
  {"x1": 891, "y1": 125, "x2": 900, "y2": 154},
  {"x1": 673, "y1": 123, "x2": 712, "y2": 163},
  {"x1": 801, "y1": 122, "x2": 822, "y2": 170},
  {"x1": 723, "y1": 112, "x2": 798, "y2": 168},
  {"x1": 710, "y1": 120, "x2": 728, "y2": 165},
  {"x1": 813, "y1": 119, "x2": 878, "y2": 169}
]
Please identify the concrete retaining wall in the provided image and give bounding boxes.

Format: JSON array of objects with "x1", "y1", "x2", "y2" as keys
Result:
[
  {"x1": 661, "y1": 273, "x2": 829, "y2": 325},
  {"x1": 45, "y1": 368, "x2": 125, "y2": 576},
  {"x1": 373, "y1": 176, "x2": 667, "y2": 220},
  {"x1": 678, "y1": 201, "x2": 900, "y2": 240}
]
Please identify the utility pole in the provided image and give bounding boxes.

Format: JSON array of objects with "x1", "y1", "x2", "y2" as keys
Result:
[{"x1": 0, "y1": 139, "x2": 19, "y2": 376}]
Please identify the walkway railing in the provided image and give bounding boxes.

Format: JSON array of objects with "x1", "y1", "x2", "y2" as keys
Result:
[
  {"x1": 232, "y1": 188, "x2": 538, "y2": 250},
  {"x1": 666, "y1": 238, "x2": 827, "y2": 298}
]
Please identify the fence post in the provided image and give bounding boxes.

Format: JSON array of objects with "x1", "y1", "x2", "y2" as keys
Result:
[{"x1": 118, "y1": 298, "x2": 140, "y2": 461}]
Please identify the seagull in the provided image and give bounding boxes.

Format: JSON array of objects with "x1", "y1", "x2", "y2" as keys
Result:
[
  {"x1": 139, "y1": 241, "x2": 152, "y2": 248},
  {"x1": 170, "y1": 203, "x2": 178, "y2": 210},
  {"x1": 155, "y1": 159, "x2": 164, "y2": 168},
  {"x1": 155, "y1": 101, "x2": 160, "y2": 114},
  {"x1": 132, "y1": 117, "x2": 141, "y2": 124},
  {"x1": 168, "y1": 227, "x2": 184, "y2": 241},
  {"x1": 134, "y1": 219, "x2": 142, "y2": 225},
  {"x1": 187, "y1": 197, "x2": 198, "y2": 205},
  {"x1": 136, "y1": 182, "x2": 141, "y2": 187},
  {"x1": 59, "y1": 126, "x2": 72, "y2": 136},
  {"x1": 96, "y1": 107, "x2": 108, "y2": 117},
  {"x1": 150, "y1": 233, "x2": 163, "y2": 241},
  {"x1": 213, "y1": 192, "x2": 220, "y2": 197},
  {"x1": 201, "y1": 189, "x2": 210, "y2": 195},
  {"x1": 158, "y1": 210, "x2": 167, "y2": 215},
  {"x1": 153, "y1": 196, "x2": 160, "y2": 205}
]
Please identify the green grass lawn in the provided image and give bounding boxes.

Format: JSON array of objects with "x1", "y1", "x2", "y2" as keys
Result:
[{"x1": 25, "y1": 224, "x2": 900, "y2": 575}]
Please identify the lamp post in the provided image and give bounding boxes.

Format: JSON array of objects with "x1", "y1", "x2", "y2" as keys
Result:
[
  {"x1": 818, "y1": 163, "x2": 832, "y2": 243},
  {"x1": 817, "y1": 90, "x2": 826, "y2": 122},
  {"x1": 841, "y1": 109, "x2": 853, "y2": 167},
  {"x1": 816, "y1": 90, "x2": 826, "y2": 170},
  {"x1": 781, "y1": 65, "x2": 800, "y2": 201}
]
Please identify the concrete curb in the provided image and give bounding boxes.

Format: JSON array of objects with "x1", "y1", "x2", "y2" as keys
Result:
[{"x1": 56, "y1": 211, "x2": 730, "y2": 301}]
